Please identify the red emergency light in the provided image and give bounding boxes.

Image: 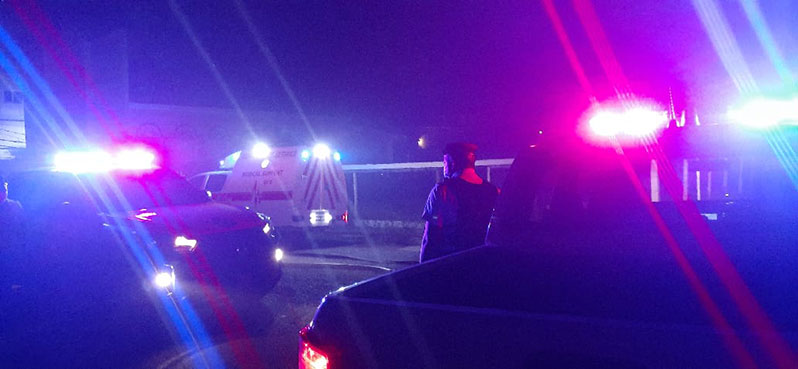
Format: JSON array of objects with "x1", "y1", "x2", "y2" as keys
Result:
[
  {"x1": 581, "y1": 101, "x2": 668, "y2": 145},
  {"x1": 54, "y1": 147, "x2": 159, "y2": 173}
]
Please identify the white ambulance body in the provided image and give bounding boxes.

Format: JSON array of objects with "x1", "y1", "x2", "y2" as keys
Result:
[{"x1": 190, "y1": 144, "x2": 348, "y2": 228}]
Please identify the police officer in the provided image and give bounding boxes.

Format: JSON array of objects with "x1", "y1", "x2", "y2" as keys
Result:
[
  {"x1": 420, "y1": 143, "x2": 499, "y2": 262},
  {"x1": 0, "y1": 175, "x2": 23, "y2": 226},
  {"x1": 0, "y1": 174, "x2": 24, "y2": 263}
]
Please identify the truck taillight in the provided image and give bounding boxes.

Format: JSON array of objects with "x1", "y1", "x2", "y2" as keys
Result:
[{"x1": 299, "y1": 326, "x2": 330, "y2": 369}]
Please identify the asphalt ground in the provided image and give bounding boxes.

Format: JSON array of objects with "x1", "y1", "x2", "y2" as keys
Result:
[
  {"x1": 130, "y1": 239, "x2": 419, "y2": 369},
  {"x1": 1, "y1": 230, "x2": 420, "y2": 368}
]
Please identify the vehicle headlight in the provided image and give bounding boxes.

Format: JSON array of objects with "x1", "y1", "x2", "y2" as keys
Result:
[
  {"x1": 274, "y1": 248, "x2": 284, "y2": 262},
  {"x1": 154, "y1": 265, "x2": 175, "y2": 292},
  {"x1": 154, "y1": 272, "x2": 174, "y2": 288},
  {"x1": 263, "y1": 223, "x2": 272, "y2": 235},
  {"x1": 174, "y1": 236, "x2": 198, "y2": 251}
]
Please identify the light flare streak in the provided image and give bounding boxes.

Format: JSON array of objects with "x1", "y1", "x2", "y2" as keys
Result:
[
  {"x1": 738, "y1": 0, "x2": 795, "y2": 87},
  {"x1": 541, "y1": 0, "x2": 596, "y2": 101},
  {"x1": 168, "y1": 0, "x2": 257, "y2": 141},
  {"x1": 546, "y1": 1, "x2": 795, "y2": 366},
  {"x1": 571, "y1": 0, "x2": 632, "y2": 96},
  {"x1": 693, "y1": 0, "x2": 798, "y2": 189},
  {"x1": 2, "y1": 8, "x2": 223, "y2": 364},
  {"x1": 232, "y1": 0, "x2": 318, "y2": 141},
  {"x1": 10, "y1": 0, "x2": 123, "y2": 137},
  {"x1": 691, "y1": 0, "x2": 758, "y2": 95}
]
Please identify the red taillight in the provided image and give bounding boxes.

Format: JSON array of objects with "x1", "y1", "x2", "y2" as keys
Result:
[
  {"x1": 299, "y1": 326, "x2": 330, "y2": 369},
  {"x1": 339, "y1": 211, "x2": 349, "y2": 224}
]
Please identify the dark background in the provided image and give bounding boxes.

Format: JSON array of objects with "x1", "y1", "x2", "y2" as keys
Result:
[{"x1": 1, "y1": 0, "x2": 796, "y2": 162}]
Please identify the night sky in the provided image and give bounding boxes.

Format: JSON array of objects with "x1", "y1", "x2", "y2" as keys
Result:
[{"x1": 2, "y1": 0, "x2": 797, "y2": 156}]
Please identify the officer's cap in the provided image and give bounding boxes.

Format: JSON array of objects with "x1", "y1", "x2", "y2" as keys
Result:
[{"x1": 442, "y1": 142, "x2": 478, "y2": 156}]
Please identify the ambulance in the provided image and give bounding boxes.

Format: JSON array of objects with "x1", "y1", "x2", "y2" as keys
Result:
[{"x1": 190, "y1": 143, "x2": 349, "y2": 228}]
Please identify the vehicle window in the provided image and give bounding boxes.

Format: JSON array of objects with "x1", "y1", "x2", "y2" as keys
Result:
[
  {"x1": 206, "y1": 174, "x2": 228, "y2": 192},
  {"x1": 488, "y1": 145, "x2": 798, "y2": 251},
  {"x1": 187, "y1": 175, "x2": 206, "y2": 190},
  {"x1": 10, "y1": 172, "x2": 90, "y2": 212}
]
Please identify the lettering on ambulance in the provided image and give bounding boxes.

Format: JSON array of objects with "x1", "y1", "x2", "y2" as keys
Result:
[
  {"x1": 214, "y1": 192, "x2": 290, "y2": 201},
  {"x1": 272, "y1": 150, "x2": 297, "y2": 158},
  {"x1": 242, "y1": 170, "x2": 284, "y2": 177},
  {"x1": 213, "y1": 192, "x2": 253, "y2": 201}
]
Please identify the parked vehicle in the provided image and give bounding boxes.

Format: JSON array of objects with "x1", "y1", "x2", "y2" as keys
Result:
[
  {"x1": 1, "y1": 147, "x2": 283, "y2": 367},
  {"x1": 299, "y1": 139, "x2": 798, "y2": 369},
  {"x1": 190, "y1": 143, "x2": 348, "y2": 229}
]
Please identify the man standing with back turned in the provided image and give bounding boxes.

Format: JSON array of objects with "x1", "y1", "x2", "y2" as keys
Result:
[
  {"x1": 420, "y1": 143, "x2": 499, "y2": 262},
  {"x1": 0, "y1": 174, "x2": 24, "y2": 250}
]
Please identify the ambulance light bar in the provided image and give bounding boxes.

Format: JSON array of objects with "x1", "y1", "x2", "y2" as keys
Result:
[
  {"x1": 252, "y1": 143, "x2": 272, "y2": 158},
  {"x1": 312, "y1": 143, "x2": 332, "y2": 159}
]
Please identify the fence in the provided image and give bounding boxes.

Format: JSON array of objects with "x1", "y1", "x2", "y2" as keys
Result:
[{"x1": 342, "y1": 159, "x2": 513, "y2": 224}]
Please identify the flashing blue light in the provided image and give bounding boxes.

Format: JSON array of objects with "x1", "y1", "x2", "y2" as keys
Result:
[
  {"x1": 312, "y1": 143, "x2": 332, "y2": 159},
  {"x1": 301, "y1": 149, "x2": 311, "y2": 161},
  {"x1": 333, "y1": 152, "x2": 341, "y2": 161},
  {"x1": 728, "y1": 97, "x2": 798, "y2": 128},
  {"x1": 252, "y1": 142, "x2": 271, "y2": 158}
]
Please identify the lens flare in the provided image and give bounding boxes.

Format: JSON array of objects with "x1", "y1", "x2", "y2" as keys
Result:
[
  {"x1": 312, "y1": 143, "x2": 331, "y2": 159},
  {"x1": 252, "y1": 143, "x2": 272, "y2": 158},
  {"x1": 727, "y1": 97, "x2": 798, "y2": 128},
  {"x1": 154, "y1": 271, "x2": 174, "y2": 289}
]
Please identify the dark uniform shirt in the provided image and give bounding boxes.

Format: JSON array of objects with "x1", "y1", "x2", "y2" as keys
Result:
[
  {"x1": 0, "y1": 198, "x2": 23, "y2": 226},
  {"x1": 0, "y1": 198, "x2": 25, "y2": 252},
  {"x1": 420, "y1": 177, "x2": 498, "y2": 262}
]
